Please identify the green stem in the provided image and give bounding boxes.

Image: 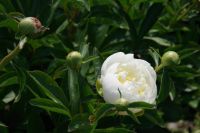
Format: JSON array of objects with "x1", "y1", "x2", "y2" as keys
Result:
[
  {"x1": 0, "y1": 37, "x2": 27, "y2": 70},
  {"x1": 68, "y1": 68, "x2": 80, "y2": 115},
  {"x1": 155, "y1": 64, "x2": 164, "y2": 73}
]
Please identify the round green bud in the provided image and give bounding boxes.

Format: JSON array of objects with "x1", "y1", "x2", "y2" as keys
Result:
[
  {"x1": 66, "y1": 51, "x2": 82, "y2": 70},
  {"x1": 18, "y1": 17, "x2": 42, "y2": 36},
  {"x1": 161, "y1": 51, "x2": 180, "y2": 66}
]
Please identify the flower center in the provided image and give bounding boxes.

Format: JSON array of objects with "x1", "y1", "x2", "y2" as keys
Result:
[
  {"x1": 115, "y1": 63, "x2": 147, "y2": 96},
  {"x1": 116, "y1": 64, "x2": 136, "y2": 84}
]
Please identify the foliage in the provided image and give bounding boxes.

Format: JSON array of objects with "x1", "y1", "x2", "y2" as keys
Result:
[{"x1": 0, "y1": 0, "x2": 200, "y2": 132}]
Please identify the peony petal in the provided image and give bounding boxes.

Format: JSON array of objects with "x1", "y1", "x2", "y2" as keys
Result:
[
  {"x1": 135, "y1": 59, "x2": 157, "y2": 81},
  {"x1": 101, "y1": 73, "x2": 121, "y2": 104},
  {"x1": 101, "y1": 52, "x2": 124, "y2": 76},
  {"x1": 125, "y1": 54, "x2": 134, "y2": 61},
  {"x1": 101, "y1": 52, "x2": 134, "y2": 76}
]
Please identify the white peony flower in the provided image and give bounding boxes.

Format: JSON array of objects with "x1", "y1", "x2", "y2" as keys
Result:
[{"x1": 100, "y1": 52, "x2": 157, "y2": 105}]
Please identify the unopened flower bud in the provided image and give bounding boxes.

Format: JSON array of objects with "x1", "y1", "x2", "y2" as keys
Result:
[
  {"x1": 18, "y1": 17, "x2": 47, "y2": 37},
  {"x1": 66, "y1": 51, "x2": 82, "y2": 70},
  {"x1": 161, "y1": 51, "x2": 180, "y2": 66}
]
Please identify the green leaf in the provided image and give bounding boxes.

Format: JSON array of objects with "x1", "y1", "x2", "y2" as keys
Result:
[
  {"x1": 138, "y1": 3, "x2": 164, "y2": 39},
  {"x1": 12, "y1": 64, "x2": 26, "y2": 103},
  {"x1": 80, "y1": 44, "x2": 89, "y2": 58},
  {"x1": 0, "y1": 19, "x2": 18, "y2": 31},
  {"x1": 94, "y1": 127, "x2": 133, "y2": 133},
  {"x1": 27, "y1": 113, "x2": 45, "y2": 133},
  {"x1": 88, "y1": 25, "x2": 109, "y2": 48},
  {"x1": 95, "y1": 104, "x2": 115, "y2": 121},
  {"x1": 0, "y1": 0, "x2": 15, "y2": 12},
  {"x1": 0, "y1": 4, "x2": 6, "y2": 13},
  {"x1": 2, "y1": 91, "x2": 15, "y2": 103},
  {"x1": 144, "y1": 36, "x2": 173, "y2": 46},
  {"x1": 80, "y1": 44, "x2": 90, "y2": 76},
  {"x1": 129, "y1": 0, "x2": 165, "y2": 4},
  {"x1": 0, "y1": 72, "x2": 17, "y2": 89},
  {"x1": 68, "y1": 113, "x2": 92, "y2": 132},
  {"x1": 178, "y1": 48, "x2": 199, "y2": 60},
  {"x1": 126, "y1": 109, "x2": 140, "y2": 124},
  {"x1": 82, "y1": 55, "x2": 100, "y2": 64},
  {"x1": 28, "y1": 71, "x2": 68, "y2": 105},
  {"x1": 76, "y1": 0, "x2": 91, "y2": 11},
  {"x1": 169, "y1": 79, "x2": 176, "y2": 101},
  {"x1": 115, "y1": 0, "x2": 137, "y2": 42},
  {"x1": 68, "y1": 69, "x2": 80, "y2": 114},
  {"x1": 128, "y1": 101, "x2": 155, "y2": 109},
  {"x1": 0, "y1": 121, "x2": 8, "y2": 133},
  {"x1": 89, "y1": 17, "x2": 128, "y2": 30},
  {"x1": 188, "y1": 100, "x2": 199, "y2": 109},
  {"x1": 29, "y1": 98, "x2": 71, "y2": 118},
  {"x1": 144, "y1": 110, "x2": 164, "y2": 127},
  {"x1": 157, "y1": 69, "x2": 170, "y2": 103},
  {"x1": 46, "y1": 0, "x2": 62, "y2": 25},
  {"x1": 56, "y1": 19, "x2": 69, "y2": 34},
  {"x1": 148, "y1": 47, "x2": 160, "y2": 67}
]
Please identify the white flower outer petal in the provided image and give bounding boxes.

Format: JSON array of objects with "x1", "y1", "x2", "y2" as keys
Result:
[{"x1": 101, "y1": 52, "x2": 134, "y2": 76}]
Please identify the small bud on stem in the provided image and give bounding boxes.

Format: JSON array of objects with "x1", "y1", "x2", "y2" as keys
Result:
[
  {"x1": 155, "y1": 51, "x2": 180, "y2": 72},
  {"x1": 161, "y1": 51, "x2": 180, "y2": 66},
  {"x1": 66, "y1": 51, "x2": 82, "y2": 70}
]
